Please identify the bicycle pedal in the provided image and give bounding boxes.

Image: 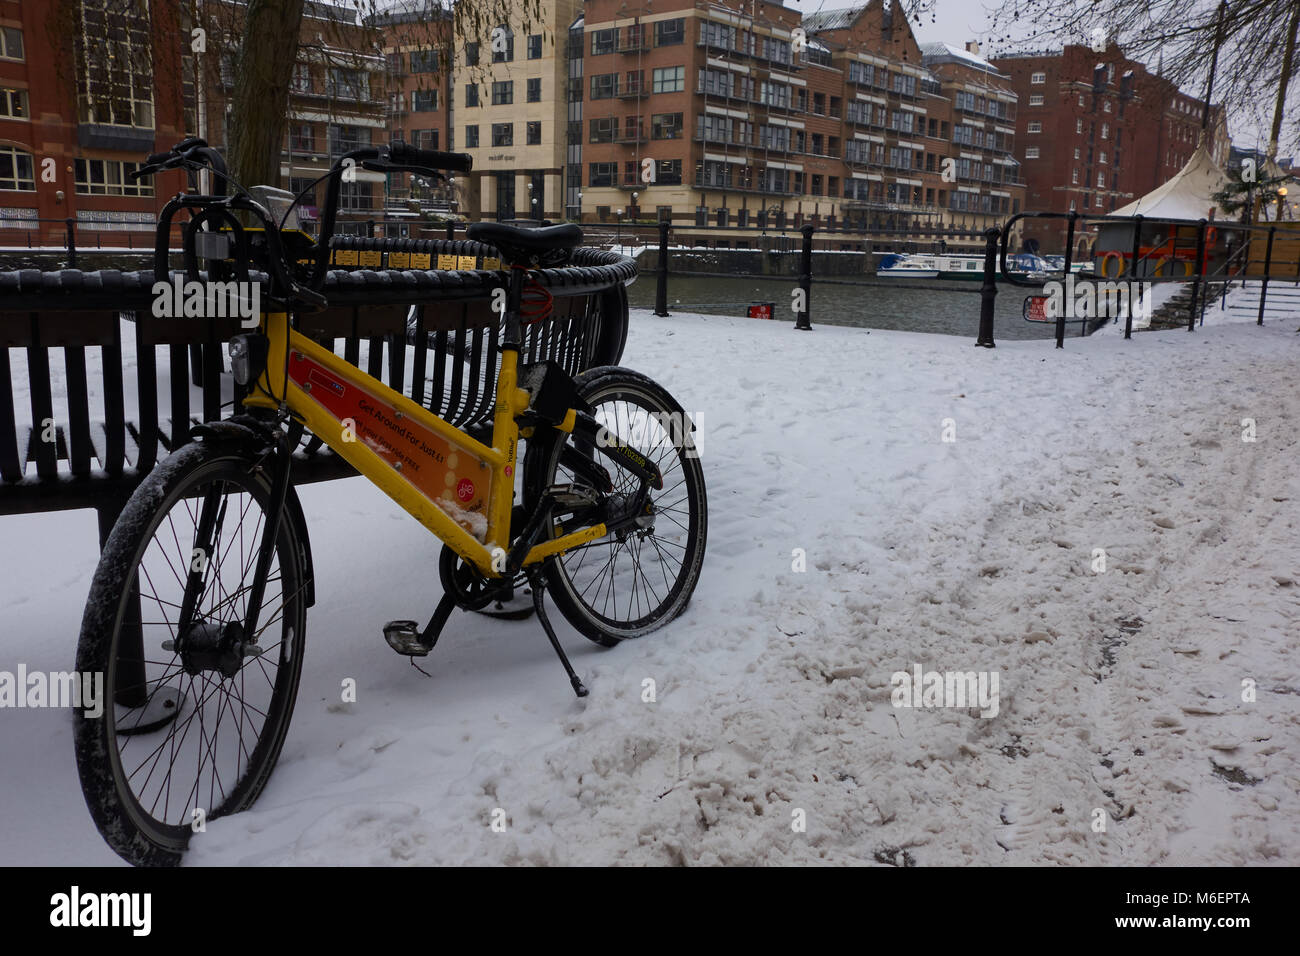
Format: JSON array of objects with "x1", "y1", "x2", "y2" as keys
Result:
[
  {"x1": 546, "y1": 482, "x2": 602, "y2": 509},
  {"x1": 383, "y1": 619, "x2": 431, "y2": 657}
]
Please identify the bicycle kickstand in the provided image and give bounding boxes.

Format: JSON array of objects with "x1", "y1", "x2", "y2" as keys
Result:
[{"x1": 527, "y1": 567, "x2": 588, "y2": 698}]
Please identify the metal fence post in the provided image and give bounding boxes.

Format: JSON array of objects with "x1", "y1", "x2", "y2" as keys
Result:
[
  {"x1": 795, "y1": 224, "x2": 814, "y2": 330},
  {"x1": 1188, "y1": 219, "x2": 1208, "y2": 330},
  {"x1": 654, "y1": 218, "x2": 670, "y2": 317},
  {"x1": 1058, "y1": 211, "x2": 1077, "y2": 348},
  {"x1": 65, "y1": 218, "x2": 77, "y2": 269},
  {"x1": 975, "y1": 226, "x2": 998, "y2": 348},
  {"x1": 367, "y1": 218, "x2": 376, "y2": 239},
  {"x1": 1125, "y1": 214, "x2": 1142, "y2": 339},
  {"x1": 446, "y1": 222, "x2": 455, "y2": 241},
  {"x1": 1259, "y1": 226, "x2": 1275, "y2": 325}
]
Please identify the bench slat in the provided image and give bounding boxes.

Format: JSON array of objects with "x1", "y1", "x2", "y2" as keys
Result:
[
  {"x1": 64, "y1": 345, "x2": 93, "y2": 478},
  {"x1": 134, "y1": 319, "x2": 159, "y2": 473},
  {"x1": 27, "y1": 317, "x2": 57, "y2": 480},
  {"x1": 102, "y1": 324, "x2": 126, "y2": 476}
]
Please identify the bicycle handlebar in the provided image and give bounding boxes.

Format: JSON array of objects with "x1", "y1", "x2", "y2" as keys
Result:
[{"x1": 387, "y1": 142, "x2": 473, "y2": 174}]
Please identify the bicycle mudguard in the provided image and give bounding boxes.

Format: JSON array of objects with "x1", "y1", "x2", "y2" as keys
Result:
[{"x1": 188, "y1": 418, "x2": 317, "y2": 608}]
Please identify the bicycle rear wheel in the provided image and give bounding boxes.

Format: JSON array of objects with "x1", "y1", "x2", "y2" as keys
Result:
[
  {"x1": 75, "y1": 440, "x2": 308, "y2": 866},
  {"x1": 525, "y1": 367, "x2": 707, "y2": 646}
]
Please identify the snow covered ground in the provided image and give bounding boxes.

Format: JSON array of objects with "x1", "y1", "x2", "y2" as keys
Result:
[{"x1": 1, "y1": 310, "x2": 1298, "y2": 866}]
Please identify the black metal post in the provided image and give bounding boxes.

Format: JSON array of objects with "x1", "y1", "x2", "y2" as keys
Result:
[
  {"x1": 367, "y1": 218, "x2": 376, "y2": 238},
  {"x1": 65, "y1": 218, "x2": 77, "y2": 269},
  {"x1": 795, "y1": 224, "x2": 814, "y2": 330},
  {"x1": 1259, "y1": 226, "x2": 1275, "y2": 324},
  {"x1": 1058, "y1": 211, "x2": 1077, "y2": 348},
  {"x1": 1188, "y1": 219, "x2": 1208, "y2": 330},
  {"x1": 975, "y1": 226, "x2": 998, "y2": 347},
  {"x1": 446, "y1": 221, "x2": 455, "y2": 241},
  {"x1": 1124, "y1": 214, "x2": 1143, "y2": 339},
  {"x1": 654, "y1": 218, "x2": 670, "y2": 317}
]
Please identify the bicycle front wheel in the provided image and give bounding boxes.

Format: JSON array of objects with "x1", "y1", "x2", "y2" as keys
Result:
[
  {"x1": 525, "y1": 367, "x2": 708, "y2": 647},
  {"x1": 75, "y1": 440, "x2": 308, "y2": 866}
]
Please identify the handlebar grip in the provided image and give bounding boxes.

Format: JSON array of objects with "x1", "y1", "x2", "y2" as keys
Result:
[
  {"x1": 387, "y1": 142, "x2": 473, "y2": 173},
  {"x1": 144, "y1": 151, "x2": 172, "y2": 166}
]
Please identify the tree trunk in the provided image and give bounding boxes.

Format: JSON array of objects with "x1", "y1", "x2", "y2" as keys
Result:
[
  {"x1": 1269, "y1": 1, "x2": 1300, "y2": 160},
  {"x1": 227, "y1": 0, "x2": 306, "y2": 189}
]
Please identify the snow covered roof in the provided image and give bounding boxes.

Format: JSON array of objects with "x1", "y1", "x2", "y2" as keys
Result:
[
  {"x1": 1111, "y1": 143, "x2": 1233, "y2": 220},
  {"x1": 919, "y1": 41, "x2": 1003, "y2": 75},
  {"x1": 801, "y1": 7, "x2": 862, "y2": 33}
]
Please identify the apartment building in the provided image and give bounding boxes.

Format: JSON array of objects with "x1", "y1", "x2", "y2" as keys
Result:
[
  {"x1": 992, "y1": 42, "x2": 1231, "y2": 247},
  {"x1": 451, "y1": 0, "x2": 581, "y2": 221},
  {"x1": 0, "y1": 0, "x2": 188, "y2": 243}
]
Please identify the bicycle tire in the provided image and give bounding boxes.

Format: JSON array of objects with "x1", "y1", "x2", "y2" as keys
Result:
[{"x1": 75, "y1": 439, "x2": 308, "y2": 866}]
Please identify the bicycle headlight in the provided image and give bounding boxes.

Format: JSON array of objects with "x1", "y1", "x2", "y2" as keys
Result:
[{"x1": 228, "y1": 334, "x2": 269, "y2": 386}]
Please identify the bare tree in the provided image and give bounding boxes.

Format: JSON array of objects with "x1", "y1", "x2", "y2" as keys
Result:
[{"x1": 985, "y1": 0, "x2": 1300, "y2": 157}]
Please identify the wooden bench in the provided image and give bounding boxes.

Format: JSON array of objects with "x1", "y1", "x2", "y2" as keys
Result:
[{"x1": 0, "y1": 239, "x2": 636, "y2": 547}]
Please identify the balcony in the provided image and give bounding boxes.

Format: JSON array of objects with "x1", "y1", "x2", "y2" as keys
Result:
[
  {"x1": 618, "y1": 35, "x2": 650, "y2": 54},
  {"x1": 618, "y1": 83, "x2": 649, "y2": 100},
  {"x1": 614, "y1": 126, "x2": 647, "y2": 144}
]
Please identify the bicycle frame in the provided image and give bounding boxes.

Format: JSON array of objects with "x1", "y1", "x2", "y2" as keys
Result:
[{"x1": 240, "y1": 302, "x2": 607, "y2": 580}]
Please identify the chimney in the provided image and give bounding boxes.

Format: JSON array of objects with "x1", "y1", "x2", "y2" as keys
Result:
[{"x1": 965, "y1": 40, "x2": 980, "y2": 56}]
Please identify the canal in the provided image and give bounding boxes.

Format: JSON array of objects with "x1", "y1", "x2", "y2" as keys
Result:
[{"x1": 625, "y1": 274, "x2": 1083, "y2": 341}]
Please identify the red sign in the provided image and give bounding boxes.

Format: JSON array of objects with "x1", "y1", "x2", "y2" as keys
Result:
[
  {"x1": 1023, "y1": 295, "x2": 1050, "y2": 322},
  {"x1": 747, "y1": 303, "x2": 775, "y2": 319}
]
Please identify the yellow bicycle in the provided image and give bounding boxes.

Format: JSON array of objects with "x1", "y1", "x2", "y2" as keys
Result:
[{"x1": 73, "y1": 139, "x2": 708, "y2": 866}]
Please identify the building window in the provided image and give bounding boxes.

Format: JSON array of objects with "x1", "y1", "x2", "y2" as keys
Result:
[
  {"x1": 1027, "y1": 121, "x2": 1041, "y2": 133},
  {"x1": 527, "y1": 34, "x2": 542, "y2": 59},
  {"x1": 0, "y1": 88, "x2": 29, "y2": 119},
  {"x1": 527, "y1": 121, "x2": 541, "y2": 145},
  {"x1": 589, "y1": 117, "x2": 615, "y2": 143},
  {"x1": 1103, "y1": 100, "x2": 1112, "y2": 112},
  {"x1": 1072, "y1": 168, "x2": 1079, "y2": 184},
  {"x1": 0, "y1": 26, "x2": 23, "y2": 61},
  {"x1": 592, "y1": 29, "x2": 616, "y2": 55},
  {"x1": 339, "y1": 179, "x2": 373, "y2": 211},
  {"x1": 0, "y1": 147, "x2": 36, "y2": 191},
  {"x1": 655, "y1": 159, "x2": 683, "y2": 185},
  {"x1": 491, "y1": 80, "x2": 513, "y2": 105},
  {"x1": 491, "y1": 122, "x2": 513, "y2": 146},
  {"x1": 465, "y1": 42, "x2": 479, "y2": 66},
  {"x1": 465, "y1": 124, "x2": 479, "y2": 148},
  {"x1": 77, "y1": 1, "x2": 153, "y2": 128},
  {"x1": 652, "y1": 66, "x2": 685, "y2": 93},
  {"x1": 1101, "y1": 123, "x2": 1109, "y2": 139},
  {"x1": 527, "y1": 78, "x2": 541, "y2": 102},
  {"x1": 415, "y1": 129, "x2": 439, "y2": 150},
  {"x1": 655, "y1": 18, "x2": 684, "y2": 46},
  {"x1": 1029, "y1": 94, "x2": 1043, "y2": 106},
  {"x1": 328, "y1": 124, "x2": 368, "y2": 155},
  {"x1": 491, "y1": 27, "x2": 514, "y2": 62},
  {"x1": 590, "y1": 73, "x2": 617, "y2": 99},
  {"x1": 410, "y1": 49, "x2": 438, "y2": 73},
  {"x1": 1097, "y1": 172, "x2": 1106, "y2": 188},
  {"x1": 328, "y1": 67, "x2": 369, "y2": 101},
  {"x1": 1099, "y1": 151, "x2": 1107, "y2": 164},
  {"x1": 1074, "y1": 147, "x2": 1081, "y2": 159},
  {"x1": 1030, "y1": 71, "x2": 1045, "y2": 84},
  {"x1": 651, "y1": 112, "x2": 683, "y2": 139},
  {"x1": 1025, "y1": 147, "x2": 1040, "y2": 159},
  {"x1": 413, "y1": 88, "x2": 438, "y2": 111},
  {"x1": 1076, "y1": 118, "x2": 1083, "y2": 133},
  {"x1": 589, "y1": 162, "x2": 616, "y2": 187},
  {"x1": 73, "y1": 157, "x2": 151, "y2": 196},
  {"x1": 290, "y1": 63, "x2": 312, "y2": 93},
  {"x1": 289, "y1": 122, "x2": 315, "y2": 152},
  {"x1": 465, "y1": 83, "x2": 479, "y2": 107}
]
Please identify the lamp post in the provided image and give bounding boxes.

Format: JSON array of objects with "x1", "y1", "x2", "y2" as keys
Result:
[
  {"x1": 576, "y1": 190, "x2": 583, "y2": 223},
  {"x1": 617, "y1": 207, "x2": 624, "y2": 246},
  {"x1": 1278, "y1": 186, "x2": 1289, "y2": 222}
]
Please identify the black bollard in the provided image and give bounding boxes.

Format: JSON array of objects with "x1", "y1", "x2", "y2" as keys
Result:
[
  {"x1": 1125, "y1": 214, "x2": 1142, "y2": 339},
  {"x1": 1188, "y1": 218, "x2": 1208, "y2": 330},
  {"x1": 446, "y1": 221, "x2": 455, "y2": 241},
  {"x1": 975, "y1": 226, "x2": 999, "y2": 347},
  {"x1": 795, "y1": 224, "x2": 814, "y2": 331},
  {"x1": 66, "y1": 218, "x2": 77, "y2": 269},
  {"x1": 654, "y1": 219, "x2": 670, "y2": 317}
]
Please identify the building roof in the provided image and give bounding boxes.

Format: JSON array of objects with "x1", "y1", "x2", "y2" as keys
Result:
[
  {"x1": 919, "y1": 41, "x2": 1003, "y2": 76},
  {"x1": 801, "y1": 7, "x2": 863, "y2": 34}
]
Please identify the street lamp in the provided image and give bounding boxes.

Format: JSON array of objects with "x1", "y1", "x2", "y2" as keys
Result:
[
  {"x1": 1277, "y1": 186, "x2": 1289, "y2": 222},
  {"x1": 617, "y1": 207, "x2": 625, "y2": 246}
]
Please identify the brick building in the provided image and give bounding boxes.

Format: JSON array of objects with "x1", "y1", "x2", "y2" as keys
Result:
[
  {"x1": 992, "y1": 42, "x2": 1231, "y2": 250},
  {"x1": 0, "y1": 0, "x2": 188, "y2": 245}
]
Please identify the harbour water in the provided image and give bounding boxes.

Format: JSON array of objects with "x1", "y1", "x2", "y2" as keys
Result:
[{"x1": 625, "y1": 274, "x2": 1092, "y2": 341}]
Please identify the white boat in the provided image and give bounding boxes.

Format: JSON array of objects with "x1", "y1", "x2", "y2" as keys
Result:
[{"x1": 877, "y1": 254, "x2": 940, "y2": 279}]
